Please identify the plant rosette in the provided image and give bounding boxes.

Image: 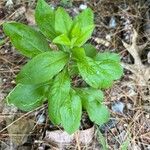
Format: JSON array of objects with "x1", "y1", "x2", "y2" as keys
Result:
[{"x1": 3, "y1": 0, "x2": 123, "y2": 138}]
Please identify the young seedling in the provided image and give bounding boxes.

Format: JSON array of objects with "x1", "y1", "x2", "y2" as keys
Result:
[{"x1": 3, "y1": 0, "x2": 123, "y2": 134}]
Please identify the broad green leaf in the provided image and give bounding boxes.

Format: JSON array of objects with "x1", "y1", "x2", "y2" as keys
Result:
[
  {"x1": 3, "y1": 22, "x2": 51, "y2": 58},
  {"x1": 76, "y1": 88, "x2": 104, "y2": 105},
  {"x1": 84, "y1": 101, "x2": 110, "y2": 125},
  {"x1": 76, "y1": 88, "x2": 109, "y2": 125},
  {"x1": 70, "y1": 22, "x2": 81, "y2": 46},
  {"x1": 72, "y1": 47, "x2": 87, "y2": 62},
  {"x1": 6, "y1": 83, "x2": 47, "y2": 111},
  {"x1": 95, "y1": 52, "x2": 120, "y2": 63},
  {"x1": 72, "y1": 48, "x2": 123, "y2": 89},
  {"x1": 60, "y1": 90, "x2": 82, "y2": 134},
  {"x1": 55, "y1": 7, "x2": 73, "y2": 34},
  {"x1": 48, "y1": 69, "x2": 70, "y2": 124},
  {"x1": 75, "y1": 8, "x2": 94, "y2": 28},
  {"x1": 53, "y1": 34, "x2": 71, "y2": 46},
  {"x1": 83, "y1": 44, "x2": 97, "y2": 58},
  {"x1": 95, "y1": 52, "x2": 123, "y2": 80},
  {"x1": 35, "y1": 0, "x2": 56, "y2": 40},
  {"x1": 70, "y1": 22, "x2": 94, "y2": 47},
  {"x1": 70, "y1": 22, "x2": 81, "y2": 38},
  {"x1": 94, "y1": 105, "x2": 109, "y2": 125},
  {"x1": 73, "y1": 25, "x2": 94, "y2": 47},
  {"x1": 75, "y1": 88, "x2": 103, "y2": 110},
  {"x1": 78, "y1": 57, "x2": 113, "y2": 88},
  {"x1": 72, "y1": 8, "x2": 94, "y2": 46},
  {"x1": 16, "y1": 51, "x2": 69, "y2": 84}
]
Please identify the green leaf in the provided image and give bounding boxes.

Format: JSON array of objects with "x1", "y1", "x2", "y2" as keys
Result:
[
  {"x1": 48, "y1": 69, "x2": 70, "y2": 124},
  {"x1": 53, "y1": 34, "x2": 71, "y2": 46},
  {"x1": 72, "y1": 47, "x2": 87, "y2": 62},
  {"x1": 76, "y1": 88, "x2": 109, "y2": 125},
  {"x1": 73, "y1": 25, "x2": 94, "y2": 47},
  {"x1": 6, "y1": 83, "x2": 47, "y2": 111},
  {"x1": 83, "y1": 44, "x2": 97, "y2": 58},
  {"x1": 3, "y1": 22, "x2": 51, "y2": 58},
  {"x1": 77, "y1": 57, "x2": 112, "y2": 88},
  {"x1": 75, "y1": 88, "x2": 103, "y2": 109},
  {"x1": 75, "y1": 8, "x2": 94, "y2": 28},
  {"x1": 120, "y1": 133, "x2": 131, "y2": 150},
  {"x1": 86, "y1": 101, "x2": 110, "y2": 125},
  {"x1": 60, "y1": 89, "x2": 82, "y2": 134},
  {"x1": 72, "y1": 47, "x2": 105, "y2": 88},
  {"x1": 95, "y1": 52, "x2": 123, "y2": 80},
  {"x1": 16, "y1": 51, "x2": 69, "y2": 84},
  {"x1": 70, "y1": 22, "x2": 81, "y2": 38},
  {"x1": 55, "y1": 7, "x2": 73, "y2": 34},
  {"x1": 72, "y1": 48, "x2": 123, "y2": 88},
  {"x1": 60, "y1": 0, "x2": 72, "y2": 7},
  {"x1": 96, "y1": 126, "x2": 109, "y2": 150},
  {"x1": 95, "y1": 52, "x2": 120, "y2": 63},
  {"x1": 72, "y1": 8, "x2": 94, "y2": 46},
  {"x1": 70, "y1": 22, "x2": 81, "y2": 46},
  {"x1": 0, "y1": 39, "x2": 5, "y2": 46},
  {"x1": 35, "y1": 0, "x2": 56, "y2": 40}
]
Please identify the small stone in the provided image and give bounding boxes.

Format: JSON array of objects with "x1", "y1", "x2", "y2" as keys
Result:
[
  {"x1": 109, "y1": 16, "x2": 117, "y2": 29},
  {"x1": 5, "y1": 50, "x2": 8, "y2": 53},
  {"x1": 128, "y1": 88, "x2": 136, "y2": 96},
  {"x1": 79, "y1": 4, "x2": 87, "y2": 10},
  {"x1": 5, "y1": 0, "x2": 13, "y2": 7},
  {"x1": 3, "y1": 78, "x2": 6, "y2": 82},
  {"x1": 118, "y1": 125, "x2": 123, "y2": 131},
  {"x1": 145, "y1": 114, "x2": 149, "y2": 119},
  {"x1": 37, "y1": 114, "x2": 45, "y2": 124},
  {"x1": 147, "y1": 145, "x2": 150, "y2": 150},
  {"x1": 11, "y1": 80, "x2": 16, "y2": 84},
  {"x1": 38, "y1": 147, "x2": 45, "y2": 150},
  {"x1": 99, "y1": 118, "x2": 117, "y2": 133},
  {"x1": 127, "y1": 103, "x2": 132, "y2": 110},
  {"x1": 124, "y1": 124, "x2": 128, "y2": 127},
  {"x1": 112, "y1": 101, "x2": 125, "y2": 113},
  {"x1": 106, "y1": 34, "x2": 112, "y2": 42}
]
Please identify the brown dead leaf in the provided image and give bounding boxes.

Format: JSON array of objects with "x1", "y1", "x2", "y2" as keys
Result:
[
  {"x1": 2, "y1": 104, "x2": 34, "y2": 146},
  {"x1": 7, "y1": 117, "x2": 34, "y2": 146},
  {"x1": 122, "y1": 29, "x2": 150, "y2": 87},
  {"x1": 78, "y1": 126, "x2": 94, "y2": 145},
  {"x1": 44, "y1": 130, "x2": 74, "y2": 148},
  {"x1": 25, "y1": 8, "x2": 35, "y2": 25},
  {"x1": 44, "y1": 126, "x2": 95, "y2": 148}
]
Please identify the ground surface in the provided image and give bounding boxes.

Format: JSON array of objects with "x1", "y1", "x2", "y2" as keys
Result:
[{"x1": 0, "y1": 0, "x2": 150, "y2": 150}]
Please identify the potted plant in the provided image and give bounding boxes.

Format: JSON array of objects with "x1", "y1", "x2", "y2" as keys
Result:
[{"x1": 3, "y1": 0, "x2": 123, "y2": 147}]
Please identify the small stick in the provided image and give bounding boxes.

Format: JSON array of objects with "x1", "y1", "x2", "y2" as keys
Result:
[{"x1": 75, "y1": 131, "x2": 81, "y2": 150}]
